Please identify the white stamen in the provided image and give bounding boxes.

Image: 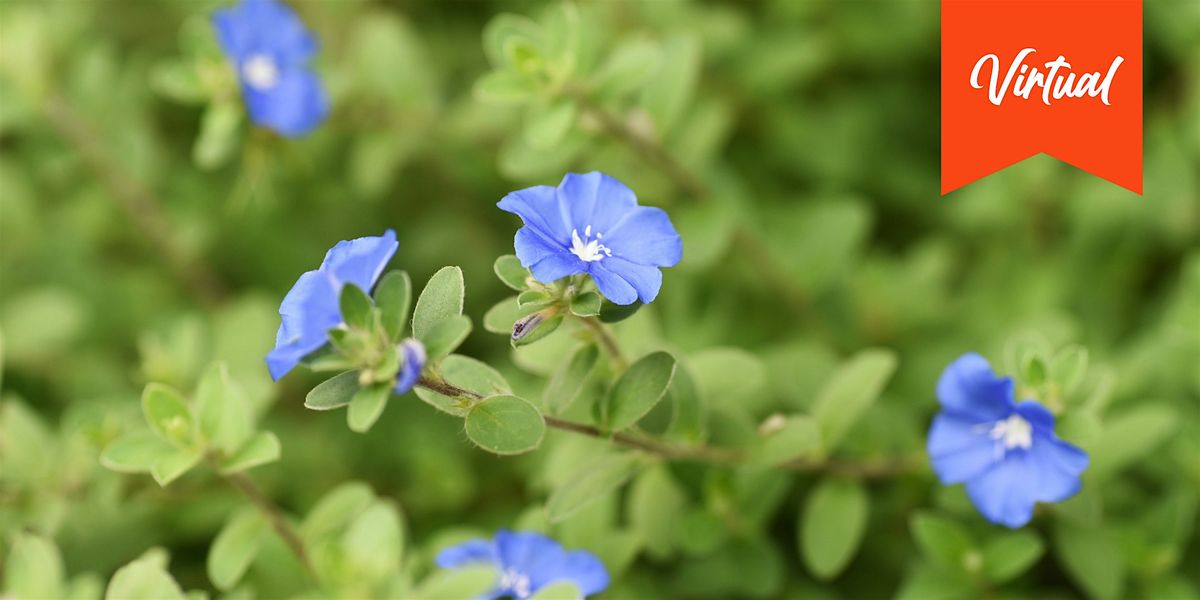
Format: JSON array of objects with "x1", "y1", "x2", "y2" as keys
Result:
[
  {"x1": 499, "y1": 568, "x2": 532, "y2": 599},
  {"x1": 989, "y1": 413, "x2": 1033, "y2": 455},
  {"x1": 569, "y1": 226, "x2": 613, "y2": 263},
  {"x1": 242, "y1": 54, "x2": 280, "y2": 90}
]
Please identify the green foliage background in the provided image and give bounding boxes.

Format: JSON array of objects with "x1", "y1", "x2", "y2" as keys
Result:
[{"x1": 1, "y1": 0, "x2": 1198, "y2": 598}]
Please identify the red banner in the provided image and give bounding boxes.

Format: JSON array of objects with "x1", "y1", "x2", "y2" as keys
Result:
[{"x1": 941, "y1": 0, "x2": 1142, "y2": 194}]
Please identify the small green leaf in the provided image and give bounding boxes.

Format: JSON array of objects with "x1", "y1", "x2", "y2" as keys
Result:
[
  {"x1": 751, "y1": 416, "x2": 820, "y2": 465},
  {"x1": 305, "y1": 371, "x2": 360, "y2": 411},
  {"x1": 193, "y1": 101, "x2": 242, "y2": 170},
  {"x1": 910, "y1": 512, "x2": 975, "y2": 572},
  {"x1": 568, "y1": 292, "x2": 601, "y2": 317},
  {"x1": 593, "y1": 39, "x2": 661, "y2": 97},
  {"x1": 524, "y1": 99, "x2": 577, "y2": 149},
  {"x1": 151, "y1": 447, "x2": 202, "y2": 486},
  {"x1": 811, "y1": 349, "x2": 897, "y2": 453},
  {"x1": 142, "y1": 383, "x2": 193, "y2": 444},
  {"x1": 493, "y1": 255, "x2": 530, "y2": 291},
  {"x1": 895, "y1": 565, "x2": 975, "y2": 600},
  {"x1": 517, "y1": 289, "x2": 553, "y2": 307},
  {"x1": 343, "y1": 501, "x2": 404, "y2": 579},
  {"x1": 543, "y1": 344, "x2": 600, "y2": 415},
  {"x1": 482, "y1": 14, "x2": 541, "y2": 67},
  {"x1": 598, "y1": 300, "x2": 642, "y2": 323},
  {"x1": 485, "y1": 295, "x2": 540, "y2": 335},
  {"x1": 1054, "y1": 522, "x2": 1125, "y2": 600},
  {"x1": 414, "y1": 565, "x2": 496, "y2": 600},
  {"x1": 415, "y1": 355, "x2": 512, "y2": 416},
  {"x1": 474, "y1": 70, "x2": 535, "y2": 105},
  {"x1": 800, "y1": 478, "x2": 869, "y2": 579},
  {"x1": 375, "y1": 270, "x2": 412, "y2": 340},
  {"x1": 1051, "y1": 345, "x2": 1088, "y2": 396},
  {"x1": 628, "y1": 465, "x2": 686, "y2": 560},
  {"x1": 195, "y1": 361, "x2": 252, "y2": 454},
  {"x1": 302, "y1": 482, "x2": 376, "y2": 542},
  {"x1": 412, "y1": 266, "x2": 465, "y2": 340},
  {"x1": 603, "y1": 351, "x2": 677, "y2": 431},
  {"x1": 422, "y1": 314, "x2": 473, "y2": 362},
  {"x1": 464, "y1": 395, "x2": 545, "y2": 455},
  {"x1": 5, "y1": 532, "x2": 64, "y2": 600},
  {"x1": 339, "y1": 283, "x2": 374, "y2": 330},
  {"x1": 105, "y1": 554, "x2": 187, "y2": 600},
  {"x1": 100, "y1": 431, "x2": 176, "y2": 473},
  {"x1": 664, "y1": 364, "x2": 706, "y2": 444},
  {"x1": 1090, "y1": 403, "x2": 1178, "y2": 477},
  {"x1": 640, "y1": 34, "x2": 700, "y2": 134},
  {"x1": 347, "y1": 383, "x2": 392, "y2": 433},
  {"x1": 529, "y1": 581, "x2": 582, "y2": 600},
  {"x1": 546, "y1": 453, "x2": 646, "y2": 523},
  {"x1": 219, "y1": 431, "x2": 281, "y2": 474},
  {"x1": 207, "y1": 510, "x2": 267, "y2": 591},
  {"x1": 1022, "y1": 353, "x2": 1047, "y2": 386},
  {"x1": 982, "y1": 531, "x2": 1044, "y2": 583}
]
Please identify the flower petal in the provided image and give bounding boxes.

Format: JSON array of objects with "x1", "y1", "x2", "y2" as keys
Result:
[
  {"x1": 436, "y1": 539, "x2": 497, "y2": 568},
  {"x1": 936, "y1": 353, "x2": 1015, "y2": 421},
  {"x1": 514, "y1": 228, "x2": 584, "y2": 283},
  {"x1": 318, "y1": 229, "x2": 398, "y2": 292},
  {"x1": 558, "y1": 172, "x2": 638, "y2": 234},
  {"x1": 927, "y1": 413, "x2": 998, "y2": 484},
  {"x1": 495, "y1": 530, "x2": 565, "y2": 575},
  {"x1": 266, "y1": 270, "x2": 339, "y2": 380},
  {"x1": 588, "y1": 262, "x2": 639, "y2": 305},
  {"x1": 1014, "y1": 400, "x2": 1056, "y2": 431},
  {"x1": 394, "y1": 339, "x2": 427, "y2": 395},
  {"x1": 498, "y1": 185, "x2": 570, "y2": 244},
  {"x1": 603, "y1": 206, "x2": 683, "y2": 268},
  {"x1": 243, "y1": 67, "x2": 328, "y2": 137},
  {"x1": 595, "y1": 257, "x2": 663, "y2": 304},
  {"x1": 1027, "y1": 432, "x2": 1089, "y2": 503},
  {"x1": 965, "y1": 457, "x2": 1038, "y2": 528},
  {"x1": 534, "y1": 550, "x2": 610, "y2": 596}
]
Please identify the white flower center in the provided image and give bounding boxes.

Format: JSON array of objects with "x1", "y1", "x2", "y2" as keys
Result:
[
  {"x1": 242, "y1": 54, "x2": 280, "y2": 90},
  {"x1": 499, "y1": 567, "x2": 532, "y2": 599},
  {"x1": 989, "y1": 413, "x2": 1033, "y2": 452},
  {"x1": 569, "y1": 225, "x2": 612, "y2": 263}
]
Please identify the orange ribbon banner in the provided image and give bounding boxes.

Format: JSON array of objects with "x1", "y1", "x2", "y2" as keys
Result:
[{"x1": 941, "y1": 0, "x2": 1143, "y2": 194}]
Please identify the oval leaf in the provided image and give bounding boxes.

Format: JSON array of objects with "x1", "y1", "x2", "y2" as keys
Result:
[
  {"x1": 412, "y1": 266, "x2": 465, "y2": 340},
  {"x1": 347, "y1": 383, "x2": 392, "y2": 433},
  {"x1": 604, "y1": 351, "x2": 677, "y2": 431},
  {"x1": 464, "y1": 395, "x2": 545, "y2": 455},
  {"x1": 811, "y1": 349, "x2": 897, "y2": 453},
  {"x1": 219, "y1": 431, "x2": 281, "y2": 474},
  {"x1": 800, "y1": 478, "x2": 869, "y2": 579},
  {"x1": 141, "y1": 383, "x2": 192, "y2": 444},
  {"x1": 546, "y1": 453, "x2": 646, "y2": 523},
  {"x1": 207, "y1": 510, "x2": 267, "y2": 591},
  {"x1": 305, "y1": 371, "x2": 360, "y2": 411},
  {"x1": 374, "y1": 270, "x2": 412, "y2": 340}
]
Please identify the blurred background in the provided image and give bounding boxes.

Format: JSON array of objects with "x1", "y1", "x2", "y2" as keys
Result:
[{"x1": 1, "y1": 0, "x2": 1197, "y2": 598}]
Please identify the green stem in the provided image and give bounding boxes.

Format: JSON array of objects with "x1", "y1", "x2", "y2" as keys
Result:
[
  {"x1": 221, "y1": 470, "x2": 318, "y2": 581},
  {"x1": 578, "y1": 316, "x2": 627, "y2": 371}
]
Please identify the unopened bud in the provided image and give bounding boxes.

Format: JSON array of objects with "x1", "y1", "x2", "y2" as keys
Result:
[{"x1": 511, "y1": 309, "x2": 563, "y2": 347}]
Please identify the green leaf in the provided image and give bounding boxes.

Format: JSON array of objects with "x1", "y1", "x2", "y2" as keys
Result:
[
  {"x1": 421, "y1": 314, "x2": 472, "y2": 362},
  {"x1": 101, "y1": 431, "x2": 176, "y2": 473},
  {"x1": 347, "y1": 383, "x2": 392, "y2": 433},
  {"x1": 193, "y1": 101, "x2": 242, "y2": 170},
  {"x1": 543, "y1": 344, "x2": 600, "y2": 415},
  {"x1": 1051, "y1": 345, "x2": 1089, "y2": 396},
  {"x1": 464, "y1": 395, "x2": 545, "y2": 455},
  {"x1": 343, "y1": 501, "x2": 404, "y2": 580},
  {"x1": 5, "y1": 532, "x2": 64, "y2": 600},
  {"x1": 219, "y1": 431, "x2": 281, "y2": 474},
  {"x1": 598, "y1": 300, "x2": 642, "y2": 323},
  {"x1": 412, "y1": 266, "x2": 465, "y2": 340},
  {"x1": 494, "y1": 255, "x2": 530, "y2": 291},
  {"x1": 374, "y1": 270, "x2": 412, "y2": 340},
  {"x1": 105, "y1": 555, "x2": 187, "y2": 600},
  {"x1": 529, "y1": 582, "x2": 582, "y2": 600},
  {"x1": 1089, "y1": 403, "x2": 1178, "y2": 477},
  {"x1": 910, "y1": 512, "x2": 975, "y2": 573},
  {"x1": 511, "y1": 312, "x2": 563, "y2": 347},
  {"x1": 982, "y1": 531, "x2": 1044, "y2": 583},
  {"x1": 640, "y1": 34, "x2": 700, "y2": 134},
  {"x1": 603, "y1": 351, "x2": 677, "y2": 431},
  {"x1": 474, "y1": 70, "x2": 535, "y2": 105},
  {"x1": 800, "y1": 478, "x2": 869, "y2": 579},
  {"x1": 207, "y1": 510, "x2": 266, "y2": 591},
  {"x1": 1054, "y1": 521, "x2": 1125, "y2": 600},
  {"x1": 664, "y1": 364, "x2": 706, "y2": 444},
  {"x1": 482, "y1": 14, "x2": 541, "y2": 66},
  {"x1": 302, "y1": 482, "x2": 376, "y2": 541},
  {"x1": 627, "y1": 465, "x2": 686, "y2": 560},
  {"x1": 593, "y1": 39, "x2": 661, "y2": 98},
  {"x1": 484, "y1": 295, "x2": 540, "y2": 335},
  {"x1": 690, "y1": 347, "x2": 768, "y2": 412},
  {"x1": 1022, "y1": 353, "x2": 1047, "y2": 386},
  {"x1": 518, "y1": 289, "x2": 553, "y2": 307},
  {"x1": 141, "y1": 383, "x2": 193, "y2": 444},
  {"x1": 895, "y1": 565, "x2": 975, "y2": 600},
  {"x1": 194, "y1": 361, "x2": 252, "y2": 454},
  {"x1": 151, "y1": 446, "x2": 202, "y2": 486},
  {"x1": 414, "y1": 565, "x2": 496, "y2": 600},
  {"x1": 414, "y1": 355, "x2": 511, "y2": 416},
  {"x1": 811, "y1": 349, "x2": 897, "y2": 453},
  {"x1": 568, "y1": 292, "x2": 601, "y2": 317},
  {"x1": 339, "y1": 283, "x2": 374, "y2": 330},
  {"x1": 751, "y1": 416, "x2": 820, "y2": 465},
  {"x1": 546, "y1": 453, "x2": 646, "y2": 523},
  {"x1": 524, "y1": 99, "x2": 577, "y2": 150},
  {"x1": 305, "y1": 371, "x2": 360, "y2": 411}
]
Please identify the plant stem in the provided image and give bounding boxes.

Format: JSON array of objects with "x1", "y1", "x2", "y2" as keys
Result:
[
  {"x1": 416, "y1": 378, "x2": 921, "y2": 480},
  {"x1": 578, "y1": 316, "x2": 627, "y2": 371},
  {"x1": 222, "y1": 471, "x2": 318, "y2": 581}
]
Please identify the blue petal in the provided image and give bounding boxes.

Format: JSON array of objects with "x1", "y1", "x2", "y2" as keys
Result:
[
  {"x1": 936, "y1": 353, "x2": 1015, "y2": 421},
  {"x1": 1014, "y1": 400, "x2": 1056, "y2": 431},
  {"x1": 1027, "y1": 431, "x2": 1089, "y2": 503},
  {"x1": 603, "y1": 206, "x2": 682, "y2": 267},
  {"x1": 318, "y1": 229, "x2": 398, "y2": 291},
  {"x1": 394, "y1": 339, "x2": 426, "y2": 395},
  {"x1": 243, "y1": 67, "x2": 329, "y2": 137},
  {"x1": 436, "y1": 539, "x2": 498, "y2": 568},
  {"x1": 588, "y1": 262, "x2": 638, "y2": 305},
  {"x1": 595, "y1": 257, "x2": 663, "y2": 303},
  {"x1": 514, "y1": 227, "x2": 584, "y2": 283},
  {"x1": 965, "y1": 457, "x2": 1037, "y2": 528},
  {"x1": 927, "y1": 413, "x2": 998, "y2": 484},
  {"x1": 498, "y1": 185, "x2": 570, "y2": 245},
  {"x1": 557, "y1": 172, "x2": 638, "y2": 235},
  {"x1": 266, "y1": 269, "x2": 339, "y2": 380},
  {"x1": 213, "y1": 0, "x2": 316, "y2": 64},
  {"x1": 495, "y1": 530, "x2": 565, "y2": 575},
  {"x1": 530, "y1": 550, "x2": 610, "y2": 597}
]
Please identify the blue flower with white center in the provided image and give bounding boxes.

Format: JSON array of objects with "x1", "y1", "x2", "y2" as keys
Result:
[
  {"x1": 212, "y1": 0, "x2": 328, "y2": 137},
  {"x1": 928, "y1": 353, "x2": 1090, "y2": 528},
  {"x1": 498, "y1": 172, "x2": 683, "y2": 305},
  {"x1": 266, "y1": 230, "x2": 398, "y2": 380},
  {"x1": 436, "y1": 530, "x2": 609, "y2": 599}
]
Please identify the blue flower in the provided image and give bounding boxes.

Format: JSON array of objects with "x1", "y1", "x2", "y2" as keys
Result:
[
  {"x1": 928, "y1": 353, "x2": 1089, "y2": 528},
  {"x1": 394, "y1": 338, "x2": 426, "y2": 395},
  {"x1": 498, "y1": 172, "x2": 683, "y2": 305},
  {"x1": 266, "y1": 230, "x2": 398, "y2": 380},
  {"x1": 213, "y1": 0, "x2": 328, "y2": 137},
  {"x1": 436, "y1": 530, "x2": 609, "y2": 599}
]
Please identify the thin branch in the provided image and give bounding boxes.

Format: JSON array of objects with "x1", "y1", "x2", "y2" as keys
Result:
[
  {"x1": 42, "y1": 94, "x2": 225, "y2": 306},
  {"x1": 222, "y1": 471, "x2": 318, "y2": 581}
]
